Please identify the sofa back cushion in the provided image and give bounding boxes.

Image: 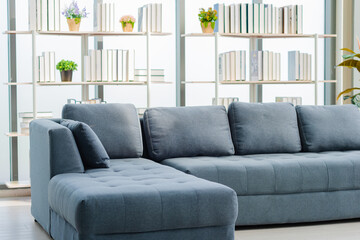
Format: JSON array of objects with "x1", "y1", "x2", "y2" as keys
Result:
[
  {"x1": 62, "y1": 103, "x2": 143, "y2": 159},
  {"x1": 60, "y1": 119, "x2": 110, "y2": 169},
  {"x1": 296, "y1": 105, "x2": 360, "y2": 152},
  {"x1": 143, "y1": 106, "x2": 235, "y2": 162},
  {"x1": 228, "y1": 102, "x2": 302, "y2": 155}
]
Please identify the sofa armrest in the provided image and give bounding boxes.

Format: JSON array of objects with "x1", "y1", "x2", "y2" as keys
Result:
[{"x1": 30, "y1": 119, "x2": 84, "y2": 233}]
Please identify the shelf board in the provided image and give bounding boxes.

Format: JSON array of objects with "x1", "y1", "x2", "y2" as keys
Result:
[
  {"x1": 220, "y1": 80, "x2": 337, "y2": 84},
  {"x1": 181, "y1": 81, "x2": 216, "y2": 84},
  {"x1": 6, "y1": 132, "x2": 29, "y2": 137},
  {"x1": 3, "y1": 30, "x2": 171, "y2": 37},
  {"x1": 182, "y1": 33, "x2": 337, "y2": 39},
  {"x1": 4, "y1": 81, "x2": 172, "y2": 86}
]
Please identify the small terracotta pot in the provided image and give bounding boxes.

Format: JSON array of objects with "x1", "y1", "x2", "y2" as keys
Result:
[
  {"x1": 61, "y1": 70, "x2": 73, "y2": 82},
  {"x1": 201, "y1": 22, "x2": 214, "y2": 33},
  {"x1": 67, "y1": 18, "x2": 81, "y2": 32},
  {"x1": 122, "y1": 23, "x2": 134, "y2": 32}
]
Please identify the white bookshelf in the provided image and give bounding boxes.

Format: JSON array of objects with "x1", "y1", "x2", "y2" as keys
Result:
[{"x1": 182, "y1": 32, "x2": 338, "y2": 105}]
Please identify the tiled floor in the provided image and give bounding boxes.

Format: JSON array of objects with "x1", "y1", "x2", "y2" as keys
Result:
[{"x1": 1, "y1": 197, "x2": 360, "y2": 240}]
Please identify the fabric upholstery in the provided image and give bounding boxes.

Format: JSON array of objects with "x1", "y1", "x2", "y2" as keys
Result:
[
  {"x1": 60, "y1": 119, "x2": 110, "y2": 169},
  {"x1": 236, "y1": 190, "x2": 360, "y2": 225},
  {"x1": 143, "y1": 106, "x2": 234, "y2": 162},
  {"x1": 162, "y1": 151, "x2": 360, "y2": 196},
  {"x1": 62, "y1": 104, "x2": 143, "y2": 159},
  {"x1": 30, "y1": 119, "x2": 84, "y2": 233},
  {"x1": 296, "y1": 105, "x2": 360, "y2": 152},
  {"x1": 50, "y1": 209, "x2": 235, "y2": 240},
  {"x1": 48, "y1": 158, "x2": 238, "y2": 235},
  {"x1": 228, "y1": 102, "x2": 301, "y2": 155}
]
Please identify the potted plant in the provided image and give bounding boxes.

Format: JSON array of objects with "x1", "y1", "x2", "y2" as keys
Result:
[
  {"x1": 120, "y1": 15, "x2": 136, "y2": 32},
  {"x1": 337, "y1": 38, "x2": 360, "y2": 107},
  {"x1": 198, "y1": 8, "x2": 217, "y2": 34},
  {"x1": 56, "y1": 60, "x2": 78, "y2": 82},
  {"x1": 62, "y1": 1, "x2": 89, "y2": 31}
]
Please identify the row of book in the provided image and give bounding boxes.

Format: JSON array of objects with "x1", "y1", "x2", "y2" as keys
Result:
[
  {"x1": 219, "y1": 51, "x2": 246, "y2": 81},
  {"x1": 85, "y1": 49, "x2": 135, "y2": 82},
  {"x1": 31, "y1": 0, "x2": 61, "y2": 31},
  {"x1": 212, "y1": 97, "x2": 239, "y2": 110},
  {"x1": 276, "y1": 97, "x2": 302, "y2": 106},
  {"x1": 214, "y1": 3, "x2": 303, "y2": 34},
  {"x1": 250, "y1": 51, "x2": 281, "y2": 81},
  {"x1": 38, "y1": 52, "x2": 56, "y2": 82},
  {"x1": 19, "y1": 111, "x2": 53, "y2": 134},
  {"x1": 288, "y1": 51, "x2": 312, "y2": 81},
  {"x1": 138, "y1": 3, "x2": 163, "y2": 32},
  {"x1": 97, "y1": 3, "x2": 116, "y2": 32}
]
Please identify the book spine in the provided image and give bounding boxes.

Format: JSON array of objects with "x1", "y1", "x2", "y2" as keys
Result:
[
  {"x1": 230, "y1": 4, "x2": 235, "y2": 33},
  {"x1": 107, "y1": 49, "x2": 112, "y2": 82},
  {"x1": 263, "y1": 51, "x2": 268, "y2": 81},
  {"x1": 230, "y1": 51, "x2": 236, "y2": 81},
  {"x1": 38, "y1": 56, "x2": 45, "y2": 82},
  {"x1": 241, "y1": 4, "x2": 247, "y2": 33},
  {"x1": 235, "y1": 4, "x2": 240, "y2": 34},
  {"x1": 105, "y1": 3, "x2": 110, "y2": 32},
  {"x1": 43, "y1": 52, "x2": 50, "y2": 81},
  {"x1": 259, "y1": 4, "x2": 264, "y2": 34},
  {"x1": 112, "y1": 50, "x2": 117, "y2": 81},
  {"x1": 269, "y1": 51, "x2": 273, "y2": 80},
  {"x1": 128, "y1": 49, "x2": 135, "y2": 81},
  {"x1": 123, "y1": 50, "x2": 128, "y2": 81},
  {"x1": 247, "y1": 4, "x2": 253, "y2": 34},
  {"x1": 97, "y1": 3, "x2": 102, "y2": 31},
  {"x1": 29, "y1": 0, "x2": 37, "y2": 30},
  {"x1": 258, "y1": 51, "x2": 263, "y2": 81},
  {"x1": 225, "y1": 52, "x2": 230, "y2": 81},
  {"x1": 308, "y1": 54, "x2": 312, "y2": 80},
  {"x1": 101, "y1": 49, "x2": 108, "y2": 82},
  {"x1": 89, "y1": 50, "x2": 96, "y2": 82},
  {"x1": 283, "y1": 7, "x2": 288, "y2": 34},
  {"x1": 235, "y1": 51, "x2": 241, "y2": 80},
  {"x1": 49, "y1": 51, "x2": 55, "y2": 82},
  {"x1": 138, "y1": 7, "x2": 143, "y2": 32},
  {"x1": 36, "y1": 0, "x2": 41, "y2": 31},
  {"x1": 41, "y1": 0, "x2": 47, "y2": 31},
  {"x1": 277, "y1": 53, "x2": 281, "y2": 80},
  {"x1": 101, "y1": 3, "x2": 106, "y2": 32},
  {"x1": 264, "y1": 5, "x2": 268, "y2": 34},
  {"x1": 253, "y1": 4, "x2": 259, "y2": 34},
  {"x1": 48, "y1": 0, "x2": 55, "y2": 31},
  {"x1": 241, "y1": 51, "x2": 246, "y2": 81},
  {"x1": 157, "y1": 3, "x2": 162, "y2": 32},
  {"x1": 84, "y1": 56, "x2": 91, "y2": 82},
  {"x1": 96, "y1": 50, "x2": 102, "y2": 81},
  {"x1": 151, "y1": 3, "x2": 156, "y2": 33},
  {"x1": 288, "y1": 51, "x2": 295, "y2": 80},
  {"x1": 214, "y1": 4, "x2": 224, "y2": 33},
  {"x1": 278, "y1": 8, "x2": 283, "y2": 33},
  {"x1": 219, "y1": 53, "x2": 224, "y2": 81},
  {"x1": 54, "y1": 0, "x2": 60, "y2": 31},
  {"x1": 250, "y1": 51, "x2": 258, "y2": 81},
  {"x1": 272, "y1": 52, "x2": 276, "y2": 80},
  {"x1": 224, "y1": 5, "x2": 230, "y2": 33},
  {"x1": 117, "y1": 50, "x2": 123, "y2": 81}
]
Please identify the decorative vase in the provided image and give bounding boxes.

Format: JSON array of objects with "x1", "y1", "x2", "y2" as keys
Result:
[
  {"x1": 67, "y1": 18, "x2": 81, "y2": 32},
  {"x1": 201, "y1": 22, "x2": 214, "y2": 33},
  {"x1": 61, "y1": 70, "x2": 73, "y2": 82},
  {"x1": 122, "y1": 23, "x2": 134, "y2": 32}
]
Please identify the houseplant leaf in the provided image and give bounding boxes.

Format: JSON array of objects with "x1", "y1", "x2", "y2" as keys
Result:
[
  {"x1": 341, "y1": 48, "x2": 356, "y2": 54},
  {"x1": 337, "y1": 87, "x2": 360, "y2": 101}
]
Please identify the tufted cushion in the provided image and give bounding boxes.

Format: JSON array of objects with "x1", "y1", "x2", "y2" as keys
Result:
[
  {"x1": 48, "y1": 158, "x2": 238, "y2": 235},
  {"x1": 60, "y1": 119, "x2": 110, "y2": 169},
  {"x1": 296, "y1": 105, "x2": 360, "y2": 152},
  {"x1": 162, "y1": 151, "x2": 360, "y2": 196},
  {"x1": 143, "y1": 106, "x2": 235, "y2": 162},
  {"x1": 62, "y1": 103, "x2": 143, "y2": 159},
  {"x1": 228, "y1": 102, "x2": 302, "y2": 155}
]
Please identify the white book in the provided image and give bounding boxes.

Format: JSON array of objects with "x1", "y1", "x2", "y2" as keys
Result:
[
  {"x1": 283, "y1": 7, "x2": 288, "y2": 34},
  {"x1": 105, "y1": 3, "x2": 110, "y2": 32},
  {"x1": 147, "y1": 4, "x2": 152, "y2": 32},
  {"x1": 49, "y1": 51, "x2": 55, "y2": 82},
  {"x1": 230, "y1": 51, "x2": 236, "y2": 81},
  {"x1": 89, "y1": 50, "x2": 96, "y2": 81},
  {"x1": 54, "y1": 0, "x2": 60, "y2": 31},
  {"x1": 269, "y1": 52, "x2": 273, "y2": 80},
  {"x1": 38, "y1": 56, "x2": 45, "y2": 82},
  {"x1": 250, "y1": 51, "x2": 262, "y2": 81},
  {"x1": 112, "y1": 3, "x2": 116, "y2": 32},
  {"x1": 107, "y1": 50, "x2": 112, "y2": 82},
  {"x1": 135, "y1": 69, "x2": 165, "y2": 75},
  {"x1": 277, "y1": 53, "x2": 281, "y2": 80},
  {"x1": 230, "y1": 4, "x2": 235, "y2": 33},
  {"x1": 291, "y1": 5, "x2": 296, "y2": 34},
  {"x1": 299, "y1": 53, "x2": 304, "y2": 80},
  {"x1": 219, "y1": 53, "x2": 224, "y2": 81},
  {"x1": 224, "y1": 5, "x2": 230, "y2": 33},
  {"x1": 235, "y1": 51, "x2": 241, "y2": 80},
  {"x1": 97, "y1": 3, "x2": 102, "y2": 31},
  {"x1": 43, "y1": 52, "x2": 50, "y2": 81},
  {"x1": 138, "y1": 7, "x2": 143, "y2": 32},
  {"x1": 235, "y1": 4, "x2": 240, "y2": 34},
  {"x1": 143, "y1": 5, "x2": 148, "y2": 32},
  {"x1": 122, "y1": 50, "x2": 128, "y2": 81},
  {"x1": 48, "y1": 0, "x2": 55, "y2": 31},
  {"x1": 102, "y1": 3, "x2": 106, "y2": 32},
  {"x1": 273, "y1": 7, "x2": 277, "y2": 34},
  {"x1": 214, "y1": 3, "x2": 224, "y2": 33},
  {"x1": 109, "y1": 3, "x2": 114, "y2": 32},
  {"x1": 225, "y1": 52, "x2": 230, "y2": 81},
  {"x1": 29, "y1": 0, "x2": 37, "y2": 30},
  {"x1": 247, "y1": 4, "x2": 253, "y2": 34},
  {"x1": 241, "y1": 4, "x2": 247, "y2": 33},
  {"x1": 268, "y1": 5, "x2": 272, "y2": 34},
  {"x1": 272, "y1": 52, "x2": 277, "y2": 80},
  {"x1": 134, "y1": 76, "x2": 165, "y2": 82},
  {"x1": 84, "y1": 56, "x2": 91, "y2": 82},
  {"x1": 151, "y1": 3, "x2": 157, "y2": 32},
  {"x1": 303, "y1": 53, "x2": 308, "y2": 80},
  {"x1": 36, "y1": 0, "x2": 41, "y2": 30},
  {"x1": 41, "y1": 0, "x2": 48, "y2": 31},
  {"x1": 259, "y1": 4, "x2": 264, "y2": 34},
  {"x1": 278, "y1": 8, "x2": 283, "y2": 34},
  {"x1": 264, "y1": 5, "x2": 268, "y2": 34},
  {"x1": 253, "y1": 4, "x2": 259, "y2": 34},
  {"x1": 117, "y1": 50, "x2": 123, "y2": 81},
  {"x1": 307, "y1": 54, "x2": 312, "y2": 80},
  {"x1": 297, "y1": 5, "x2": 303, "y2": 34},
  {"x1": 241, "y1": 51, "x2": 246, "y2": 81},
  {"x1": 112, "y1": 50, "x2": 117, "y2": 81},
  {"x1": 288, "y1": 51, "x2": 299, "y2": 80},
  {"x1": 128, "y1": 49, "x2": 135, "y2": 81},
  {"x1": 96, "y1": 50, "x2": 102, "y2": 81},
  {"x1": 262, "y1": 51, "x2": 269, "y2": 81},
  {"x1": 101, "y1": 50, "x2": 108, "y2": 81},
  {"x1": 156, "y1": 3, "x2": 162, "y2": 32}
]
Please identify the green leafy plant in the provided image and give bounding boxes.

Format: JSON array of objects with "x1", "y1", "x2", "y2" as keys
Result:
[
  {"x1": 198, "y1": 8, "x2": 217, "y2": 29},
  {"x1": 337, "y1": 37, "x2": 360, "y2": 107},
  {"x1": 56, "y1": 60, "x2": 78, "y2": 72}
]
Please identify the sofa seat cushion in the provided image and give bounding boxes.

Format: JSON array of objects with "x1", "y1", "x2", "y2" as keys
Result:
[
  {"x1": 48, "y1": 158, "x2": 237, "y2": 235},
  {"x1": 162, "y1": 151, "x2": 360, "y2": 196}
]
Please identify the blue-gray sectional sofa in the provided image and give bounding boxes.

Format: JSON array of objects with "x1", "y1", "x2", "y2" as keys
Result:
[{"x1": 30, "y1": 102, "x2": 360, "y2": 240}]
